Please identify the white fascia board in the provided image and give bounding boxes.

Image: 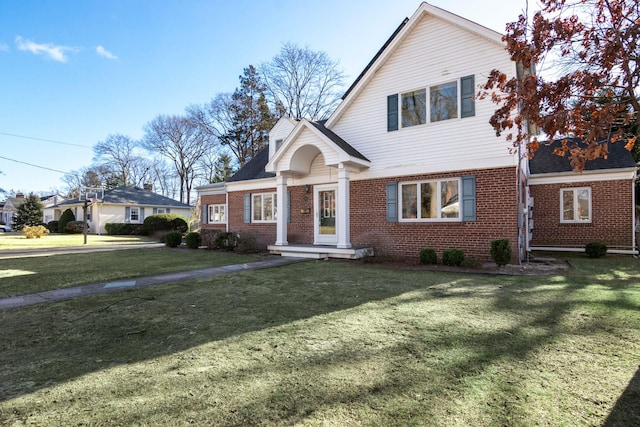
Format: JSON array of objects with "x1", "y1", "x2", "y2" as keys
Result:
[
  {"x1": 226, "y1": 177, "x2": 277, "y2": 192},
  {"x1": 529, "y1": 168, "x2": 637, "y2": 185},
  {"x1": 196, "y1": 182, "x2": 226, "y2": 195}
]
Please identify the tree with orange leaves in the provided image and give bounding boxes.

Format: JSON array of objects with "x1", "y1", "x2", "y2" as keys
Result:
[{"x1": 481, "y1": 0, "x2": 639, "y2": 171}]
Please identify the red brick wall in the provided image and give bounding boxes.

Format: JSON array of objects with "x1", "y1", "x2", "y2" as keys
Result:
[
  {"x1": 530, "y1": 179, "x2": 634, "y2": 249},
  {"x1": 350, "y1": 167, "x2": 519, "y2": 262},
  {"x1": 225, "y1": 166, "x2": 520, "y2": 262}
]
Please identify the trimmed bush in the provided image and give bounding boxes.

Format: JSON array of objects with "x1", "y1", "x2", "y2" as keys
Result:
[
  {"x1": 442, "y1": 248, "x2": 465, "y2": 266},
  {"x1": 46, "y1": 221, "x2": 59, "y2": 233},
  {"x1": 105, "y1": 223, "x2": 144, "y2": 235},
  {"x1": 65, "y1": 221, "x2": 86, "y2": 234},
  {"x1": 491, "y1": 239, "x2": 512, "y2": 266},
  {"x1": 419, "y1": 248, "x2": 437, "y2": 264},
  {"x1": 58, "y1": 209, "x2": 75, "y2": 233},
  {"x1": 164, "y1": 231, "x2": 183, "y2": 248},
  {"x1": 143, "y1": 214, "x2": 188, "y2": 235},
  {"x1": 184, "y1": 232, "x2": 201, "y2": 249},
  {"x1": 215, "y1": 232, "x2": 234, "y2": 250},
  {"x1": 585, "y1": 241, "x2": 607, "y2": 258},
  {"x1": 22, "y1": 225, "x2": 50, "y2": 239}
]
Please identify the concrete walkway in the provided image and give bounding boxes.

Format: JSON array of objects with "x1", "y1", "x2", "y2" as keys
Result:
[
  {"x1": 0, "y1": 242, "x2": 166, "y2": 260},
  {"x1": 0, "y1": 256, "x2": 307, "y2": 311}
]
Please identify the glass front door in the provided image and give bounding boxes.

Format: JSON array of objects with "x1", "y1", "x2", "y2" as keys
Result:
[{"x1": 314, "y1": 185, "x2": 337, "y2": 244}]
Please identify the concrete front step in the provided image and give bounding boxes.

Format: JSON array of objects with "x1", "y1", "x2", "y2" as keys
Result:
[{"x1": 268, "y1": 244, "x2": 373, "y2": 260}]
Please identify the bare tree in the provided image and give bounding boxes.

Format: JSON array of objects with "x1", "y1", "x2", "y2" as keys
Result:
[
  {"x1": 260, "y1": 42, "x2": 346, "y2": 121},
  {"x1": 93, "y1": 134, "x2": 143, "y2": 186},
  {"x1": 142, "y1": 115, "x2": 212, "y2": 204}
]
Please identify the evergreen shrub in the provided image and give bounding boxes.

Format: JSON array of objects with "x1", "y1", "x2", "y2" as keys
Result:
[
  {"x1": 184, "y1": 232, "x2": 201, "y2": 249},
  {"x1": 65, "y1": 221, "x2": 86, "y2": 234},
  {"x1": 585, "y1": 241, "x2": 607, "y2": 258},
  {"x1": 164, "y1": 231, "x2": 183, "y2": 248},
  {"x1": 105, "y1": 223, "x2": 144, "y2": 235},
  {"x1": 490, "y1": 239, "x2": 512, "y2": 266},
  {"x1": 46, "y1": 221, "x2": 59, "y2": 233},
  {"x1": 419, "y1": 248, "x2": 437, "y2": 264},
  {"x1": 143, "y1": 214, "x2": 188, "y2": 235},
  {"x1": 58, "y1": 209, "x2": 75, "y2": 233},
  {"x1": 442, "y1": 248, "x2": 465, "y2": 266}
]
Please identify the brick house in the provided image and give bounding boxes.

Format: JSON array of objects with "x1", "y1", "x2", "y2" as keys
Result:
[{"x1": 198, "y1": 2, "x2": 637, "y2": 261}]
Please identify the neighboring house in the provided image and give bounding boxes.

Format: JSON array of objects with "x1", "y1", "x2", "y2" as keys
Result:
[
  {"x1": 58, "y1": 186, "x2": 191, "y2": 234},
  {"x1": 197, "y1": 2, "x2": 638, "y2": 260},
  {"x1": 1, "y1": 193, "x2": 26, "y2": 226},
  {"x1": 41, "y1": 194, "x2": 66, "y2": 224}
]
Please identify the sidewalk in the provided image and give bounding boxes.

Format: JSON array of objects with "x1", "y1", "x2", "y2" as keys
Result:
[{"x1": 0, "y1": 256, "x2": 307, "y2": 311}]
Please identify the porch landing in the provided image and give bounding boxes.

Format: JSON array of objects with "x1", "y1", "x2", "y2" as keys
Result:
[{"x1": 267, "y1": 244, "x2": 374, "y2": 260}]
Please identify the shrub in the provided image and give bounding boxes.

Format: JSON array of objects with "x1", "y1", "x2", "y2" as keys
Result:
[
  {"x1": 419, "y1": 248, "x2": 437, "y2": 264},
  {"x1": 22, "y1": 225, "x2": 50, "y2": 239},
  {"x1": 462, "y1": 257, "x2": 482, "y2": 268},
  {"x1": 585, "y1": 241, "x2": 607, "y2": 258},
  {"x1": 46, "y1": 221, "x2": 59, "y2": 233},
  {"x1": 184, "y1": 232, "x2": 201, "y2": 249},
  {"x1": 143, "y1": 214, "x2": 188, "y2": 235},
  {"x1": 490, "y1": 239, "x2": 512, "y2": 266},
  {"x1": 442, "y1": 248, "x2": 465, "y2": 266},
  {"x1": 164, "y1": 231, "x2": 183, "y2": 248},
  {"x1": 105, "y1": 223, "x2": 144, "y2": 235},
  {"x1": 58, "y1": 209, "x2": 75, "y2": 233},
  {"x1": 65, "y1": 221, "x2": 86, "y2": 234},
  {"x1": 215, "y1": 232, "x2": 234, "y2": 250}
]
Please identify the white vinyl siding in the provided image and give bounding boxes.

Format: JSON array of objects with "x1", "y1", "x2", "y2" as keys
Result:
[{"x1": 330, "y1": 12, "x2": 517, "y2": 175}]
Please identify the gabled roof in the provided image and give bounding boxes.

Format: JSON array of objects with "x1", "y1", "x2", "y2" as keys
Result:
[
  {"x1": 326, "y1": 2, "x2": 504, "y2": 128},
  {"x1": 310, "y1": 120, "x2": 369, "y2": 161},
  {"x1": 529, "y1": 138, "x2": 637, "y2": 175},
  {"x1": 60, "y1": 186, "x2": 191, "y2": 207},
  {"x1": 227, "y1": 146, "x2": 276, "y2": 182}
]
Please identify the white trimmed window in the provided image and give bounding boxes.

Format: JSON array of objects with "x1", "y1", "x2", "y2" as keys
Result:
[
  {"x1": 561, "y1": 187, "x2": 591, "y2": 223},
  {"x1": 399, "y1": 179, "x2": 460, "y2": 221},
  {"x1": 252, "y1": 192, "x2": 277, "y2": 222},
  {"x1": 208, "y1": 204, "x2": 226, "y2": 223},
  {"x1": 401, "y1": 89, "x2": 427, "y2": 127},
  {"x1": 130, "y1": 207, "x2": 139, "y2": 222}
]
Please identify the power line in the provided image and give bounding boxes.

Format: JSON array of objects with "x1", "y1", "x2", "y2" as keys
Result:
[
  {"x1": 0, "y1": 132, "x2": 93, "y2": 149},
  {"x1": 0, "y1": 155, "x2": 69, "y2": 174}
]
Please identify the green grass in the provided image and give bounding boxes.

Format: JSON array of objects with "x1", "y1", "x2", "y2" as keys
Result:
[
  {"x1": 0, "y1": 255, "x2": 639, "y2": 426},
  {"x1": 0, "y1": 233, "x2": 155, "y2": 250},
  {"x1": 0, "y1": 248, "x2": 256, "y2": 297}
]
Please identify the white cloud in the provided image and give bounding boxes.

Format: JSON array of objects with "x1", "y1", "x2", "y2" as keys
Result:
[
  {"x1": 15, "y1": 36, "x2": 76, "y2": 62},
  {"x1": 0, "y1": 42, "x2": 9, "y2": 52},
  {"x1": 96, "y1": 45, "x2": 118, "y2": 60}
]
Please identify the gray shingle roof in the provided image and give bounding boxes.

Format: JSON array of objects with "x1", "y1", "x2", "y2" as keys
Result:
[
  {"x1": 60, "y1": 186, "x2": 191, "y2": 207},
  {"x1": 312, "y1": 121, "x2": 369, "y2": 161},
  {"x1": 227, "y1": 147, "x2": 275, "y2": 182},
  {"x1": 529, "y1": 138, "x2": 636, "y2": 174}
]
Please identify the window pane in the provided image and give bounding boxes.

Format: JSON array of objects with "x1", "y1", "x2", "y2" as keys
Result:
[
  {"x1": 562, "y1": 190, "x2": 574, "y2": 221},
  {"x1": 441, "y1": 180, "x2": 459, "y2": 218},
  {"x1": 264, "y1": 195, "x2": 273, "y2": 221},
  {"x1": 253, "y1": 195, "x2": 262, "y2": 221},
  {"x1": 421, "y1": 182, "x2": 437, "y2": 218},
  {"x1": 402, "y1": 184, "x2": 418, "y2": 219},
  {"x1": 220, "y1": 206, "x2": 226, "y2": 222},
  {"x1": 401, "y1": 89, "x2": 426, "y2": 127},
  {"x1": 577, "y1": 189, "x2": 590, "y2": 221},
  {"x1": 430, "y1": 81, "x2": 458, "y2": 122}
]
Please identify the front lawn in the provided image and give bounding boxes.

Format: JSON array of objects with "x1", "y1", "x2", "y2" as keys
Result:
[
  {"x1": 0, "y1": 255, "x2": 638, "y2": 426},
  {"x1": 0, "y1": 233, "x2": 155, "y2": 250},
  {"x1": 0, "y1": 248, "x2": 256, "y2": 297}
]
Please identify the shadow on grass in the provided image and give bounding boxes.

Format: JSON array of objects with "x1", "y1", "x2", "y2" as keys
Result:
[
  {"x1": 603, "y1": 366, "x2": 640, "y2": 426},
  {"x1": 0, "y1": 257, "x2": 638, "y2": 425}
]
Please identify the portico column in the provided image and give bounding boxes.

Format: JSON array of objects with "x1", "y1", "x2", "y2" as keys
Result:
[
  {"x1": 275, "y1": 174, "x2": 288, "y2": 246},
  {"x1": 337, "y1": 164, "x2": 351, "y2": 249}
]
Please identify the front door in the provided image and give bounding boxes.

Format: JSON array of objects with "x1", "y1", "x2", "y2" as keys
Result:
[{"x1": 314, "y1": 184, "x2": 338, "y2": 245}]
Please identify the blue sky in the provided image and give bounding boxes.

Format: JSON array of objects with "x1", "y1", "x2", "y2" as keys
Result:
[{"x1": 0, "y1": 0, "x2": 527, "y2": 195}]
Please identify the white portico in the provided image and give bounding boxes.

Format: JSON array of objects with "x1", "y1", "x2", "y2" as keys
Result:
[{"x1": 265, "y1": 119, "x2": 370, "y2": 256}]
